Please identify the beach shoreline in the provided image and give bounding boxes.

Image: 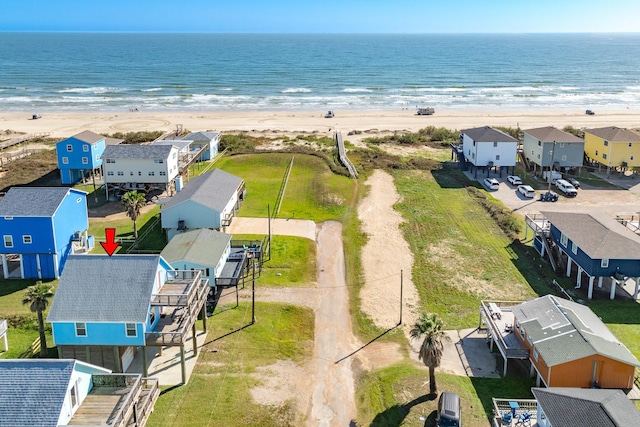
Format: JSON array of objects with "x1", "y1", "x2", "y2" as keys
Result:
[{"x1": 1, "y1": 108, "x2": 639, "y2": 139}]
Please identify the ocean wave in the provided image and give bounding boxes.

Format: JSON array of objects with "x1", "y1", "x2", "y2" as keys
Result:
[
  {"x1": 342, "y1": 88, "x2": 374, "y2": 93},
  {"x1": 141, "y1": 88, "x2": 163, "y2": 92},
  {"x1": 281, "y1": 88, "x2": 312, "y2": 93},
  {"x1": 58, "y1": 87, "x2": 125, "y2": 94}
]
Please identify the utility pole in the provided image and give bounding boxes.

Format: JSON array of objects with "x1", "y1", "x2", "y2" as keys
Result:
[
  {"x1": 547, "y1": 141, "x2": 556, "y2": 193},
  {"x1": 399, "y1": 269, "x2": 403, "y2": 326}
]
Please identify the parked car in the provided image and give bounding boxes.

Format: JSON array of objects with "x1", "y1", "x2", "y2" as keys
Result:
[
  {"x1": 555, "y1": 179, "x2": 578, "y2": 197},
  {"x1": 585, "y1": 109, "x2": 595, "y2": 115},
  {"x1": 566, "y1": 177, "x2": 581, "y2": 188},
  {"x1": 507, "y1": 175, "x2": 522, "y2": 185},
  {"x1": 437, "y1": 392, "x2": 461, "y2": 427},
  {"x1": 324, "y1": 110, "x2": 334, "y2": 118},
  {"x1": 517, "y1": 185, "x2": 536, "y2": 198},
  {"x1": 483, "y1": 177, "x2": 500, "y2": 191}
]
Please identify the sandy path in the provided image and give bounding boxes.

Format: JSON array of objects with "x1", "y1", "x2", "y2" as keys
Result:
[
  {"x1": 358, "y1": 170, "x2": 420, "y2": 330},
  {"x1": 310, "y1": 221, "x2": 357, "y2": 426}
]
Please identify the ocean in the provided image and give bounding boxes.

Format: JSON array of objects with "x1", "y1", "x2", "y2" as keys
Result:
[{"x1": 0, "y1": 32, "x2": 639, "y2": 112}]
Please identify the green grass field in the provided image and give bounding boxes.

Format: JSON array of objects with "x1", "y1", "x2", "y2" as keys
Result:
[{"x1": 148, "y1": 302, "x2": 313, "y2": 427}]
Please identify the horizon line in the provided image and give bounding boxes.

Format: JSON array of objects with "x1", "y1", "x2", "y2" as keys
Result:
[{"x1": 1, "y1": 30, "x2": 640, "y2": 35}]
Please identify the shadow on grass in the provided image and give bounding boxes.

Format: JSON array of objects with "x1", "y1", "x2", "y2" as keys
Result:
[
  {"x1": 0, "y1": 279, "x2": 40, "y2": 297},
  {"x1": 431, "y1": 163, "x2": 471, "y2": 189},
  {"x1": 370, "y1": 394, "x2": 436, "y2": 427}
]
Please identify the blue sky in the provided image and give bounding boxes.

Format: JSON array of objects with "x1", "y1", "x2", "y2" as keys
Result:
[{"x1": 2, "y1": 0, "x2": 639, "y2": 33}]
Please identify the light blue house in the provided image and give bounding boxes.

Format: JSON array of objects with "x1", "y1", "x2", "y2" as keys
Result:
[
  {"x1": 0, "y1": 187, "x2": 93, "y2": 279},
  {"x1": 56, "y1": 130, "x2": 108, "y2": 185},
  {"x1": 160, "y1": 168, "x2": 245, "y2": 240},
  {"x1": 183, "y1": 131, "x2": 220, "y2": 161},
  {"x1": 48, "y1": 255, "x2": 209, "y2": 383},
  {"x1": 0, "y1": 359, "x2": 158, "y2": 427},
  {"x1": 160, "y1": 228, "x2": 232, "y2": 286}
]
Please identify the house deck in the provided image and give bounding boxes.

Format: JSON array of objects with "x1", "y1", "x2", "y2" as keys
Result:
[
  {"x1": 69, "y1": 376, "x2": 158, "y2": 427},
  {"x1": 492, "y1": 398, "x2": 538, "y2": 427},
  {"x1": 146, "y1": 270, "x2": 209, "y2": 347}
]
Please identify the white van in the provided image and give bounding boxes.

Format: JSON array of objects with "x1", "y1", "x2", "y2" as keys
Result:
[
  {"x1": 555, "y1": 179, "x2": 578, "y2": 197},
  {"x1": 483, "y1": 177, "x2": 499, "y2": 191},
  {"x1": 437, "y1": 391, "x2": 461, "y2": 427}
]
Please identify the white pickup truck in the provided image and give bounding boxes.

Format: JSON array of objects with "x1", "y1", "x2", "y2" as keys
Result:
[{"x1": 555, "y1": 179, "x2": 578, "y2": 197}]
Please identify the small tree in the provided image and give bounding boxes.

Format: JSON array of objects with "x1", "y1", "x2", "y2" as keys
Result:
[
  {"x1": 410, "y1": 313, "x2": 450, "y2": 395},
  {"x1": 22, "y1": 281, "x2": 54, "y2": 357},
  {"x1": 121, "y1": 191, "x2": 146, "y2": 240}
]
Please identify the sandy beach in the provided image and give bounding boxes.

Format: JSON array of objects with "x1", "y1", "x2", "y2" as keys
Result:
[{"x1": 2, "y1": 108, "x2": 640, "y2": 140}]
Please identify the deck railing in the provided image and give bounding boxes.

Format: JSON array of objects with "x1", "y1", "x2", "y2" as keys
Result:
[
  {"x1": 492, "y1": 398, "x2": 537, "y2": 427},
  {"x1": 0, "y1": 319, "x2": 7, "y2": 337},
  {"x1": 151, "y1": 270, "x2": 204, "y2": 307},
  {"x1": 480, "y1": 301, "x2": 529, "y2": 359},
  {"x1": 91, "y1": 374, "x2": 141, "y2": 427}
]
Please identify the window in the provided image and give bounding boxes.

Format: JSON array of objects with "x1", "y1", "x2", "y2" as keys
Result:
[
  {"x1": 604, "y1": 140, "x2": 609, "y2": 146},
  {"x1": 22, "y1": 235, "x2": 32, "y2": 244},
  {"x1": 4, "y1": 216, "x2": 13, "y2": 220},
  {"x1": 107, "y1": 171, "x2": 114, "y2": 176},
  {"x1": 537, "y1": 141, "x2": 541, "y2": 146},
  {"x1": 159, "y1": 171, "x2": 166, "y2": 176},
  {"x1": 154, "y1": 159, "x2": 164, "y2": 163},
  {"x1": 601, "y1": 259, "x2": 609, "y2": 268},
  {"x1": 493, "y1": 142, "x2": 498, "y2": 147},
  {"x1": 66, "y1": 144, "x2": 73, "y2": 152},
  {"x1": 75, "y1": 322, "x2": 86, "y2": 336},
  {"x1": 3, "y1": 235, "x2": 13, "y2": 248},
  {"x1": 495, "y1": 155, "x2": 501, "y2": 161},
  {"x1": 82, "y1": 157, "x2": 88, "y2": 165},
  {"x1": 471, "y1": 152, "x2": 475, "y2": 159},
  {"x1": 138, "y1": 171, "x2": 142, "y2": 176},
  {"x1": 149, "y1": 309, "x2": 156, "y2": 326},
  {"x1": 70, "y1": 384, "x2": 78, "y2": 409},
  {"x1": 629, "y1": 143, "x2": 633, "y2": 148},
  {"x1": 106, "y1": 159, "x2": 116, "y2": 163},
  {"x1": 537, "y1": 154, "x2": 540, "y2": 159},
  {"x1": 533, "y1": 347, "x2": 539, "y2": 361},
  {"x1": 172, "y1": 153, "x2": 177, "y2": 159},
  {"x1": 205, "y1": 268, "x2": 210, "y2": 276},
  {"x1": 117, "y1": 171, "x2": 124, "y2": 176},
  {"x1": 560, "y1": 233, "x2": 568, "y2": 247},
  {"x1": 126, "y1": 323, "x2": 137, "y2": 337},
  {"x1": 83, "y1": 145, "x2": 89, "y2": 152},
  {"x1": 595, "y1": 150, "x2": 599, "y2": 156},
  {"x1": 631, "y1": 156, "x2": 635, "y2": 161},
  {"x1": 561, "y1": 155, "x2": 567, "y2": 161},
  {"x1": 559, "y1": 142, "x2": 565, "y2": 148},
  {"x1": 95, "y1": 155, "x2": 100, "y2": 161},
  {"x1": 603, "y1": 153, "x2": 607, "y2": 159},
  {"x1": 148, "y1": 171, "x2": 155, "y2": 176},
  {"x1": 571, "y1": 242, "x2": 578, "y2": 255},
  {"x1": 62, "y1": 157, "x2": 69, "y2": 165},
  {"x1": 130, "y1": 171, "x2": 134, "y2": 176}
]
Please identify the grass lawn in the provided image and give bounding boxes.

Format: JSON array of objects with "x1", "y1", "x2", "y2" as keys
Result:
[
  {"x1": 89, "y1": 206, "x2": 164, "y2": 254},
  {"x1": 216, "y1": 153, "x2": 355, "y2": 222},
  {"x1": 392, "y1": 167, "x2": 538, "y2": 329},
  {"x1": 148, "y1": 302, "x2": 313, "y2": 427},
  {"x1": 233, "y1": 234, "x2": 316, "y2": 287},
  {"x1": 0, "y1": 278, "x2": 57, "y2": 359},
  {"x1": 356, "y1": 362, "x2": 535, "y2": 427}
]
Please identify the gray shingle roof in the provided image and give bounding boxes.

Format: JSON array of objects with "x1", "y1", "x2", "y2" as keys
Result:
[
  {"x1": 524, "y1": 126, "x2": 584, "y2": 143},
  {"x1": 161, "y1": 229, "x2": 231, "y2": 268},
  {"x1": 70, "y1": 130, "x2": 105, "y2": 144},
  {"x1": 540, "y1": 211, "x2": 640, "y2": 260},
  {"x1": 154, "y1": 139, "x2": 192, "y2": 150},
  {"x1": 161, "y1": 169, "x2": 243, "y2": 212},
  {"x1": 0, "y1": 187, "x2": 84, "y2": 217},
  {"x1": 585, "y1": 126, "x2": 640, "y2": 142},
  {"x1": 532, "y1": 388, "x2": 640, "y2": 427},
  {"x1": 461, "y1": 126, "x2": 518, "y2": 143},
  {"x1": 183, "y1": 131, "x2": 219, "y2": 142},
  {"x1": 102, "y1": 144, "x2": 175, "y2": 160},
  {"x1": 0, "y1": 359, "x2": 74, "y2": 427},
  {"x1": 47, "y1": 255, "x2": 162, "y2": 323},
  {"x1": 513, "y1": 295, "x2": 640, "y2": 367}
]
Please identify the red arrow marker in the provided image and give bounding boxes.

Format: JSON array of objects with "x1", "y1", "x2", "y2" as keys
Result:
[{"x1": 100, "y1": 228, "x2": 120, "y2": 256}]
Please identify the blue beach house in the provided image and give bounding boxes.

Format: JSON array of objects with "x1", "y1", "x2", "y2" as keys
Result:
[
  {"x1": 48, "y1": 255, "x2": 209, "y2": 383},
  {"x1": 56, "y1": 130, "x2": 108, "y2": 185},
  {"x1": 529, "y1": 211, "x2": 640, "y2": 300},
  {"x1": 0, "y1": 187, "x2": 92, "y2": 279},
  {"x1": 0, "y1": 359, "x2": 159, "y2": 427},
  {"x1": 182, "y1": 131, "x2": 220, "y2": 161}
]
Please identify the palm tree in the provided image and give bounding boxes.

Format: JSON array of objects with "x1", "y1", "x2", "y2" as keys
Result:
[
  {"x1": 22, "y1": 281, "x2": 54, "y2": 358},
  {"x1": 410, "y1": 313, "x2": 449, "y2": 395},
  {"x1": 121, "y1": 190, "x2": 146, "y2": 240}
]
